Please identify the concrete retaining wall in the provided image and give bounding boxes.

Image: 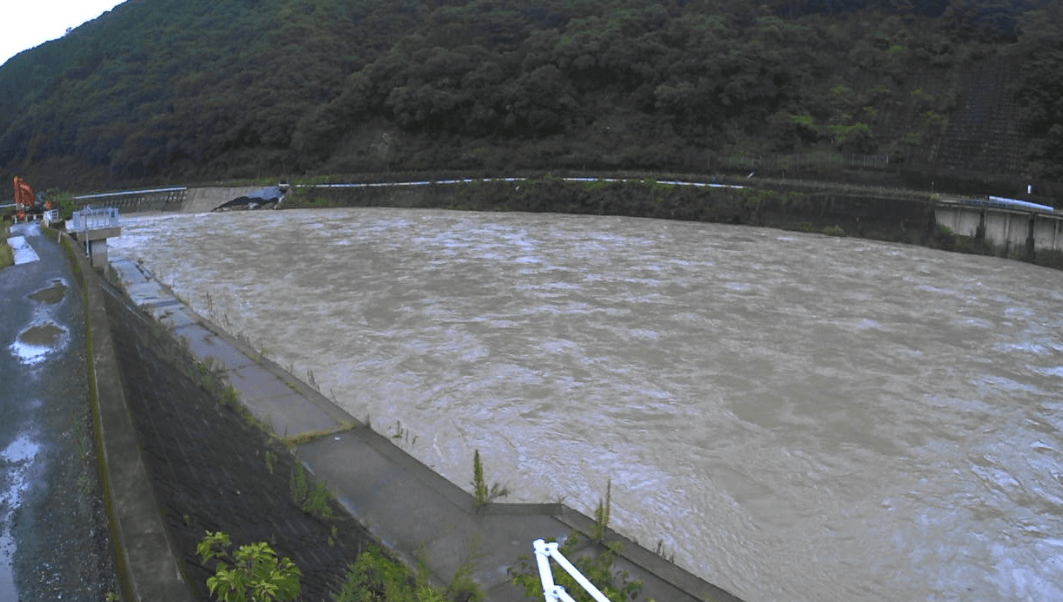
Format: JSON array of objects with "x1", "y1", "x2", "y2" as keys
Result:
[{"x1": 935, "y1": 202, "x2": 1063, "y2": 254}]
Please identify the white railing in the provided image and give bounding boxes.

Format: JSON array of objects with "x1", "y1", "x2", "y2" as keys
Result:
[
  {"x1": 533, "y1": 539, "x2": 611, "y2": 602},
  {"x1": 71, "y1": 207, "x2": 120, "y2": 230}
]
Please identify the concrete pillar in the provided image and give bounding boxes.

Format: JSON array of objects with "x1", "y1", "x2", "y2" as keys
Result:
[
  {"x1": 89, "y1": 238, "x2": 109, "y2": 271},
  {"x1": 1025, "y1": 215, "x2": 1036, "y2": 262}
]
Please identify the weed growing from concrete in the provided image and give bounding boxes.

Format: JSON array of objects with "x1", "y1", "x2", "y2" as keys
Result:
[
  {"x1": 471, "y1": 449, "x2": 508, "y2": 509},
  {"x1": 290, "y1": 463, "x2": 309, "y2": 508},
  {"x1": 264, "y1": 450, "x2": 276, "y2": 475},
  {"x1": 391, "y1": 420, "x2": 419, "y2": 448},
  {"x1": 289, "y1": 462, "x2": 333, "y2": 519},
  {"x1": 305, "y1": 482, "x2": 333, "y2": 519},
  {"x1": 591, "y1": 479, "x2": 612, "y2": 543},
  {"x1": 333, "y1": 545, "x2": 483, "y2": 602},
  {"x1": 653, "y1": 540, "x2": 676, "y2": 563}
]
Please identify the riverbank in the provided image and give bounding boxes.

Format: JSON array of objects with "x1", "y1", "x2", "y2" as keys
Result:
[
  {"x1": 279, "y1": 174, "x2": 1063, "y2": 269},
  {"x1": 104, "y1": 254, "x2": 743, "y2": 602},
  {"x1": 286, "y1": 175, "x2": 935, "y2": 245}
]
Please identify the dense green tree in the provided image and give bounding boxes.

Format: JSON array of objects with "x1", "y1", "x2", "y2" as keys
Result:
[{"x1": 0, "y1": 0, "x2": 1058, "y2": 188}]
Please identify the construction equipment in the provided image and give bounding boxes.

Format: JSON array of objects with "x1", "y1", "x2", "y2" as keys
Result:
[{"x1": 12, "y1": 176, "x2": 51, "y2": 223}]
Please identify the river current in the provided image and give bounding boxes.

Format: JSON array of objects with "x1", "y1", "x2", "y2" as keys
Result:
[{"x1": 109, "y1": 208, "x2": 1063, "y2": 602}]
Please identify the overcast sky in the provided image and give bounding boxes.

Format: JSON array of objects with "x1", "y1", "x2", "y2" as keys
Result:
[{"x1": 1, "y1": 1, "x2": 126, "y2": 67}]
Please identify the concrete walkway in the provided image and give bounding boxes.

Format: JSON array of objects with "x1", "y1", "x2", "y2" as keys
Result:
[{"x1": 110, "y1": 257, "x2": 741, "y2": 602}]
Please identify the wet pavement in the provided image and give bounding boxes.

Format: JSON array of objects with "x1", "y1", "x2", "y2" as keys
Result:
[{"x1": 0, "y1": 223, "x2": 117, "y2": 601}]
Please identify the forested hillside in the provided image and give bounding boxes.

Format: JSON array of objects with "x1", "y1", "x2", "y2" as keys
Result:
[{"x1": 0, "y1": 0, "x2": 1061, "y2": 194}]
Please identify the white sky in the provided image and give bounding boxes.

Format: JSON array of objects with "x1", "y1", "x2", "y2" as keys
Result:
[{"x1": 1, "y1": 1, "x2": 127, "y2": 67}]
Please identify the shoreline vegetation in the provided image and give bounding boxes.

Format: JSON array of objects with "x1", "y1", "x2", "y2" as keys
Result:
[
  {"x1": 1, "y1": 224, "x2": 12, "y2": 268},
  {"x1": 278, "y1": 172, "x2": 1063, "y2": 270}
]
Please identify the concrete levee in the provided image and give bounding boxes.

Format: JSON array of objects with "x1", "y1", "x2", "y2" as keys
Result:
[
  {"x1": 105, "y1": 256, "x2": 744, "y2": 602},
  {"x1": 54, "y1": 229, "x2": 195, "y2": 602}
]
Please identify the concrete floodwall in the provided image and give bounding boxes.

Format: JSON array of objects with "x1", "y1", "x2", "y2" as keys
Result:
[
  {"x1": 73, "y1": 186, "x2": 274, "y2": 214},
  {"x1": 1033, "y1": 216, "x2": 1063, "y2": 252},
  {"x1": 936, "y1": 202, "x2": 1063, "y2": 254},
  {"x1": 75, "y1": 187, "x2": 187, "y2": 214}
]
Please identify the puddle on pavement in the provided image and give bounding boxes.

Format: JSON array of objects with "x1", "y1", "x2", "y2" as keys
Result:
[
  {"x1": 0, "y1": 435, "x2": 39, "y2": 602},
  {"x1": 28, "y1": 280, "x2": 67, "y2": 304},
  {"x1": 6, "y1": 236, "x2": 39, "y2": 266},
  {"x1": 10, "y1": 322, "x2": 68, "y2": 365}
]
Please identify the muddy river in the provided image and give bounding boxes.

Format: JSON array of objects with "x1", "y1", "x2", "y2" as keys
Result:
[{"x1": 109, "y1": 208, "x2": 1063, "y2": 602}]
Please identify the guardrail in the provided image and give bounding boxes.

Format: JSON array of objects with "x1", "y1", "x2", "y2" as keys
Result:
[
  {"x1": 75, "y1": 186, "x2": 187, "y2": 213},
  {"x1": 533, "y1": 539, "x2": 611, "y2": 602},
  {"x1": 71, "y1": 207, "x2": 120, "y2": 230}
]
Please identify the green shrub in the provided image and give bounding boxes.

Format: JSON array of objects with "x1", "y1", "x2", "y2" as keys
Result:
[
  {"x1": 333, "y1": 547, "x2": 447, "y2": 602},
  {"x1": 197, "y1": 531, "x2": 301, "y2": 602}
]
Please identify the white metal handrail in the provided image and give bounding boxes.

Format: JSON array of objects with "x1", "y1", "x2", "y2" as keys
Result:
[
  {"x1": 71, "y1": 207, "x2": 120, "y2": 230},
  {"x1": 533, "y1": 539, "x2": 611, "y2": 602}
]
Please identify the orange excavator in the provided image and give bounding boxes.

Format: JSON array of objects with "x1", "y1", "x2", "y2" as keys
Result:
[{"x1": 12, "y1": 176, "x2": 51, "y2": 222}]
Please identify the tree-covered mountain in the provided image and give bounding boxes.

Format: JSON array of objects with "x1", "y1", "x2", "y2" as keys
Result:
[{"x1": 1, "y1": 0, "x2": 1061, "y2": 194}]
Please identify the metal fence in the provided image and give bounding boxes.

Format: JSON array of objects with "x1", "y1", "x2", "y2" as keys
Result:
[{"x1": 713, "y1": 152, "x2": 891, "y2": 171}]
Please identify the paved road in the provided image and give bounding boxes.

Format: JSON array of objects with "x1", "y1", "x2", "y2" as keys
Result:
[{"x1": 0, "y1": 223, "x2": 117, "y2": 601}]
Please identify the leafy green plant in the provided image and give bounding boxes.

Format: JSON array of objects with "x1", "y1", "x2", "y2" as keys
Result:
[
  {"x1": 305, "y1": 482, "x2": 334, "y2": 519},
  {"x1": 0, "y1": 226, "x2": 12, "y2": 269},
  {"x1": 471, "y1": 449, "x2": 508, "y2": 508},
  {"x1": 333, "y1": 546, "x2": 448, "y2": 602},
  {"x1": 290, "y1": 462, "x2": 333, "y2": 518},
  {"x1": 290, "y1": 462, "x2": 308, "y2": 507},
  {"x1": 196, "y1": 531, "x2": 301, "y2": 602}
]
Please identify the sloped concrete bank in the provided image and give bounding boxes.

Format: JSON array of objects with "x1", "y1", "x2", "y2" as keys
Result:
[
  {"x1": 55, "y1": 231, "x2": 193, "y2": 602},
  {"x1": 105, "y1": 256, "x2": 744, "y2": 602}
]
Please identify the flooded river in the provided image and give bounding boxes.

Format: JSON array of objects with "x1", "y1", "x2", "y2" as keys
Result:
[{"x1": 109, "y1": 208, "x2": 1063, "y2": 602}]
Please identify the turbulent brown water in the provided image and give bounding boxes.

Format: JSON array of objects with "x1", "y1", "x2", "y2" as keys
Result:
[{"x1": 110, "y1": 208, "x2": 1063, "y2": 602}]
